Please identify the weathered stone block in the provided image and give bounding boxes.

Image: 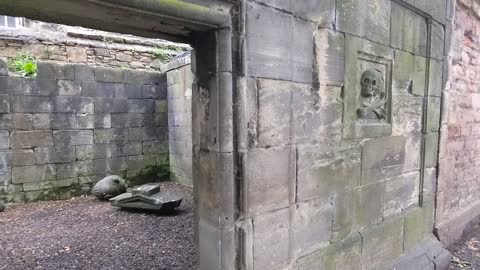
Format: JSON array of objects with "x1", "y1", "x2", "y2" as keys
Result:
[
  {"x1": 35, "y1": 147, "x2": 76, "y2": 164},
  {"x1": 66, "y1": 46, "x2": 87, "y2": 63},
  {"x1": 127, "y1": 99, "x2": 155, "y2": 113},
  {"x1": 415, "y1": 0, "x2": 447, "y2": 23},
  {"x1": 292, "y1": 18, "x2": 314, "y2": 83},
  {"x1": 293, "y1": 197, "x2": 333, "y2": 257},
  {"x1": 391, "y1": 3, "x2": 428, "y2": 56},
  {"x1": 57, "y1": 161, "x2": 94, "y2": 179},
  {"x1": 292, "y1": 0, "x2": 335, "y2": 27},
  {"x1": 413, "y1": 56, "x2": 427, "y2": 96},
  {"x1": 384, "y1": 172, "x2": 420, "y2": 217},
  {"x1": 296, "y1": 234, "x2": 362, "y2": 270},
  {"x1": 393, "y1": 50, "x2": 414, "y2": 92},
  {"x1": 142, "y1": 141, "x2": 168, "y2": 154},
  {"x1": 114, "y1": 84, "x2": 143, "y2": 99},
  {"x1": 37, "y1": 62, "x2": 74, "y2": 80},
  {"x1": 0, "y1": 131, "x2": 8, "y2": 150},
  {"x1": 316, "y1": 29, "x2": 345, "y2": 86},
  {"x1": 253, "y1": 208, "x2": 290, "y2": 270},
  {"x1": 10, "y1": 96, "x2": 51, "y2": 113},
  {"x1": 361, "y1": 217, "x2": 404, "y2": 270},
  {"x1": 94, "y1": 67, "x2": 124, "y2": 83},
  {"x1": 332, "y1": 182, "x2": 385, "y2": 241},
  {"x1": 9, "y1": 150, "x2": 35, "y2": 166},
  {"x1": 431, "y1": 22, "x2": 445, "y2": 60},
  {"x1": 52, "y1": 96, "x2": 94, "y2": 113},
  {"x1": 128, "y1": 127, "x2": 163, "y2": 142},
  {"x1": 0, "y1": 94, "x2": 9, "y2": 113},
  {"x1": 391, "y1": 94, "x2": 423, "y2": 136},
  {"x1": 245, "y1": 147, "x2": 291, "y2": 216},
  {"x1": 142, "y1": 85, "x2": 167, "y2": 99},
  {"x1": 94, "y1": 98, "x2": 127, "y2": 113},
  {"x1": 10, "y1": 131, "x2": 53, "y2": 149},
  {"x1": 94, "y1": 128, "x2": 127, "y2": 143},
  {"x1": 403, "y1": 201, "x2": 434, "y2": 250},
  {"x1": 361, "y1": 136, "x2": 406, "y2": 184},
  {"x1": 424, "y1": 132, "x2": 439, "y2": 168},
  {"x1": 126, "y1": 155, "x2": 156, "y2": 170},
  {"x1": 58, "y1": 80, "x2": 82, "y2": 96},
  {"x1": 426, "y1": 97, "x2": 441, "y2": 133},
  {"x1": 94, "y1": 157, "x2": 127, "y2": 174},
  {"x1": 0, "y1": 114, "x2": 32, "y2": 130},
  {"x1": 81, "y1": 81, "x2": 115, "y2": 98},
  {"x1": 337, "y1": 0, "x2": 391, "y2": 45},
  {"x1": 297, "y1": 144, "x2": 361, "y2": 202},
  {"x1": 428, "y1": 59, "x2": 443, "y2": 97},
  {"x1": 257, "y1": 79, "x2": 292, "y2": 147},
  {"x1": 53, "y1": 130, "x2": 93, "y2": 147},
  {"x1": 11, "y1": 164, "x2": 56, "y2": 183},
  {"x1": 404, "y1": 134, "x2": 422, "y2": 172},
  {"x1": 74, "y1": 65, "x2": 94, "y2": 81},
  {"x1": 33, "y1": 114, "x2": 77, "y2": 130},
  {"x1": 75, "y1": 145, "x2": 94, "y2": 161}
]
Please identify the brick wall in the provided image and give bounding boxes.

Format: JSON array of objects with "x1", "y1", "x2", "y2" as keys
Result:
[
  {"x1": 436, "y1": 0, "x2": 480, "y2": 246},
  {"x1": 0, "y1": 60, "x2": 168, "y2": 203}
]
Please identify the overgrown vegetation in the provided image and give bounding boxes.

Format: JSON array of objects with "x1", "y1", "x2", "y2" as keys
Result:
[
  {"x1": 152, "y1": 47, "x2": 171, "y2": 61},
  {"x1": 7, "y1": 53, "x2": 38, "y2": 77}
]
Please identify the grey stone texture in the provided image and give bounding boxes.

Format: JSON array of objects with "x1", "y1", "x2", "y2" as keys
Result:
[{"x1": 0, "y1": 61, "x2": 169, "y2": 204}]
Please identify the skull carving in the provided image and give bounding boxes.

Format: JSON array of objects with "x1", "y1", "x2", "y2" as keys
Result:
[
  {"x1": 360, "y1": 69, "x2": 383, "y2": 97},
  {"x1": 357, "y1": 69, "x2": 387, "y2": 120}
]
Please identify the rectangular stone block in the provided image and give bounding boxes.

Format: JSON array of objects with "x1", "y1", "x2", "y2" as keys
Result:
[
  {"x1": 53, "y1": 130, "x2": 93, "y2": 147},
  {"x1": 81, "y1": 81, "x2": 115, "y2": 98},
  {"x1": 37, "y1": 62, "x2": 74, "y2": 80},
  {"x1": 0, "y1": 94, "x2": 9, "y2": 112},
  {"x1": 430, "y1": 22, "x2": 445, "y2": 60},
  {"x1": 58, "y1": 80, "x2": 82, "y2": 96},
  {"x1": 52, "y1": 96, "x2": 94, "y2": 113},
  {"x1": 424, "y1": 132, "x2": 439, "y2": 168},
  {"x1": 142, "y1": 85, "x2": 167, "y2": 99},
  {"x1": 114, "y1": 84, "x2": 143, "y2": 99},
  {"x1": 76, "y1": 113, "x2": 111, "y2": 129},
  {"x1": 296, "y1": 234, "x2": 362, "y2": 270},
  {"x1": 127, "y1": 99, "x2": 155, "y2": 113},
  {"x1": 404, "y1": 202, "x2": 435, "y2": 250},
  {"x1": 384, "y1": 172, "x2": 420, "y2": 217},
  {"x1": 94, "y1": 98, "x2": 127, "y2": 113},
  {"x1": 293, "y1": 197, "x2": 333, "y2": 257},
  {"x1": 391, "y1": 2, "x2": 428, "y2": 56},
  {"x1": 426, "y1": 97, "x2": 441, "y2": 133},
  {"x1": 94, "y1": 128, "x2": 127, "y2": 143},
  {"x1": 0, "y1": 131, "x2": 8, "y2": 150},
  {"x1": 9, "y1": 149, "x2": 35, "y2": 166},
  {"x1": 415, "y1": 0, "x2": 447, "y2": 23},
  {"x1": 111, "y1": 113, "x2": 155, "y2": 128},
  {"x1": 12, "y1": 164, "x2": 56, "y2": 183},
  {"x1": 337, "y1": 0, "x2": 391, "y2": 45},
  {"x1": 361, "y1": 136, "x2": 406, "y2": 184},
  {"x1": 56, "y1": 161, "x2": 94, "y2": 179},
  {"x1": 94, "y1": 157, "x2": 127, "y2": 174},
  {"x1": 316, "y1": 29, "x2": 345, "y2": 86},
  {"x1": 35, "y1": 147, "x2": 76, "y2": 164},
  {"x1": 413, "y1": 56, "x2": 427, "y2": 96},
  {"x1": 33, "y1": 113, "x2": 77, "y2": 130},
  {"x1": 0, "y1": 114, "x2": 33, "y2": 130},
  {"x1": 142, "y1": 141, "x2": 168, "y2": 155},
  {"x1": 297, "y1": 144, "x2": 361, "y2": 202},
  {"x1": 10, "y1": 96, "x2": 51, "y2": 113},
  {"x1": 75, "y1": 145, "x2": 94, "y2": 161},
  {"x1": 128, "y1": 127, "x2": 164, "y2": 142},
  {"x1": 74, "y1": 65, "x2": 94, "y2": 81},
  {"x1": 10, "y1": 131, "x2": 53, "y2": 149},
  {"x1": 94, "y1": 67, "x2": 124, "y2": 83},
  {"x1": 292, "y1": 0, "x2": 336, "y2": 27},
  {"x1": 126, "y1": 155, "x2": 156, "y2": 170},
  {"x1": 429, "y1": 59, "x2": 443, "y2": 97},
  {"x1": 332, "y1": 182, "x2": 385, "y2": 241},
  {"x1": 253, "y1": 208, "x2": 290, "y2": 270},
  {"x1": 361, "y1": 217, "x2": 404, "y2": 270},
  {"x1": 245, "y1": 147, "x2": 292, "y2": 216}
]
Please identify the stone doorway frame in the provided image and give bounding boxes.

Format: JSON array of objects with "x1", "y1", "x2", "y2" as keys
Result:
[{"x1": 0, "y1": 1, "x2": 240, "y2": 269}]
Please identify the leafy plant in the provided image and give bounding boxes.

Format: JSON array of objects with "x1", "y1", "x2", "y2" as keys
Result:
[
  {"x1": 152, "y1": 47, "x2": 170, "y2": 61},
  {"x1": 7, "y1": 53, "x2": 38, "y2": 77}
]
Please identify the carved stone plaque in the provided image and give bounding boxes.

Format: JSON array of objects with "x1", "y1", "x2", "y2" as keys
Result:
[{"x1": 343, "y1": 36, "x2": 393, "y2": 139}]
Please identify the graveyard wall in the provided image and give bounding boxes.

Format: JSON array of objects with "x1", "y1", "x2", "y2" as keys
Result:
[{"x1": 0, "y1": 60, "x2": 169, "y2": 203}]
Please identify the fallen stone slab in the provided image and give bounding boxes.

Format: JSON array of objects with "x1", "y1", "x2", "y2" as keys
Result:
[{"x1": 110, "y1": 183, "x2": 182, "y2": 212}]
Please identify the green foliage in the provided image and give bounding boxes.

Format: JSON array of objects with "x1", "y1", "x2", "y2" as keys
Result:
[
  {"x1": 153, "y1": 47, "x2": 170, "y2": 61},
  {"x1": 8, "y1": 54, "x2": 38, "y2": 77}
]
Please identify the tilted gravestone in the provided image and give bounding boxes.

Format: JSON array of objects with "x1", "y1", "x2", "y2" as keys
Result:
[{"x1": 110, "y1": 183, "x2": 182, "y2": 212}]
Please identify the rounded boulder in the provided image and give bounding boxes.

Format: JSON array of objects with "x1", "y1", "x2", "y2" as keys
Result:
[{"x1": 92, "y1": 175, "x2": 127, "y2": 200}]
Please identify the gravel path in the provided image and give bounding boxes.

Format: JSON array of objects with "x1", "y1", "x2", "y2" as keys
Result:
[
  {"x1": 448, "y1": 224, "x2": 480, "y2": 270},
  {"x1": 0, "y1": 181, "x2": 197, "y2": 270}
]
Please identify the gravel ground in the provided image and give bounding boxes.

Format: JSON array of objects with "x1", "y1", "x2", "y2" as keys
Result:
[
  {"x1": 0, "y1": 181, "x2": 197, "y2": 270},
  {"x1": 449, "y1": 224, "x2": 480, "y2": 270}
]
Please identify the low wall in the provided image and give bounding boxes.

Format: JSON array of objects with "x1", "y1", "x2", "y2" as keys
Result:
[
  {"x1": 0, "y1": 60, "x2": 169, "y2": 203},
  {"x1": 165, "y1": 56, "x2": 193, "y2": 187},
  {"x1": 436, "y1": 0, "x2": 480, "y2": 246}
]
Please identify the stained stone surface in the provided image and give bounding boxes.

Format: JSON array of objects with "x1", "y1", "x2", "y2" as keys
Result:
[
  {"x1": 92, "y1": 175, "x2": 127, "y2": 200},
  {"x1": 110, "y1": 183, "x2": 182, "y2": 212},
  {"x1": 0, "y1": 200, "x2": 5, "y2": 212}
]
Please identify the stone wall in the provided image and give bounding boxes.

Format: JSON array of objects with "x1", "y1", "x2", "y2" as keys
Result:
[
  {"x1": 436, "y1": 0, "x2": 480, "y2": 246},
  {"x1": 236, "y1": 0, "x2": 452, "y2": 269},
  {"x1": 0, "y1": 60, "x2": 168, "y2": 203},
  {"x1": 165, "y1": 56, "x2": 193, "y2": 187}
]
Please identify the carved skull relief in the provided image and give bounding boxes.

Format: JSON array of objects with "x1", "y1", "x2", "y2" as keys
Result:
[{"x1": 357, "y1": 69, "x2": 387, "y2": 120}]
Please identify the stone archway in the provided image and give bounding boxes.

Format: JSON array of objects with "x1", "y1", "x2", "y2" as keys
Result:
[{"x1": 0, "y1": 1, "x2": 239, "y2": 269}]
